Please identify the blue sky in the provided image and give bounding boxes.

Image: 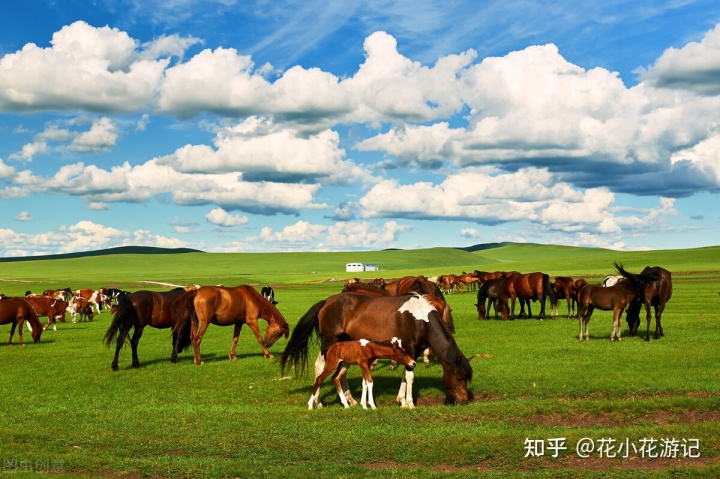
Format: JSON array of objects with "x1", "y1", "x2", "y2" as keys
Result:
[{"x1": 1, "y1": 0, "x2": 720, "y2": 256}]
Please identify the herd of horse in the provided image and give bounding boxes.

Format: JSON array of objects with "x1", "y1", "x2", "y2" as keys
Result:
[{"x1": 1, "y1": 263, "x2": 672, "y2": 408}]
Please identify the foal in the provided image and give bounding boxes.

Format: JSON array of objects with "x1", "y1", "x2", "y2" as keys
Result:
[{"x1": 308, "y1": 338, "x2": 416, "y2": 410}]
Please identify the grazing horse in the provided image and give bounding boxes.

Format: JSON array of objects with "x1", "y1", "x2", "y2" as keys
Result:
[
  {"x1": 345, "y1": 276, "x2": 454, "y2": 365},
  {"x1": 172, "y1": 285, "x2": 290, "y2": 365},
  {"x1": 103, "y1": 288, "x2": 188, "y2": 371},
  {"x1": 24, "y1": 296, "x2": 67, "y2": 331},
  {"x1": 475, "y1": 277, "x2": 509, "y2": 320},
  {"x1": 502, "y1": 272, "x2": 556, "y2": 320},
  {"x1": 308, "y1": 338, "x2": 417, "y2": 410},
  {"x1": 0, "y1": 297, "x2": 42, "y2": 345},
  {"x1": 280, "y1": 292, "x2": 472, "y2": 408},
  {"x1": 577, "y1": 263, "x2": 659, "y2": 342},
  {"x1": 623, "y1": 266, "x2": 672, "y2": 341}
]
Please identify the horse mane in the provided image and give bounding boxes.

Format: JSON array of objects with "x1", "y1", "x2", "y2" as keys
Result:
[{"x1": 427, "y1": 310, "x2": 472, "y2": 382}]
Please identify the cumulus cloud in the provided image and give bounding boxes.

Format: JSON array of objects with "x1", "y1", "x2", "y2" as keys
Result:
[
  {"x1": 358, "y1": 167, "x2": 679, "y2": 240},
  {"x1": 0, "y1": 21, "x2": 195, "y2": 113},
  {"x1": 14, "y1": 211, "x2": 33, "y2": 221},
  {"x1": 158, "y1": 117, "x2": 374, "y2": 185},
  {"x1": 255, "y1": 220, "x2": 413, "y2": 250},
  {"x1": 205, "y1": 207, "x2": 249, "y2": 226},
  {"x1": 0, "y1": 220, "x2": 186, "y2": 257},
  {"x1": 67, "y1": 117, "x2": 119, "y2": 153},
  {"x1": 8, "y1": 141, "x2": 48, "y2": 162},
  {"x1": 640, "y1": 24, "x2": 720, "y2": 95}
]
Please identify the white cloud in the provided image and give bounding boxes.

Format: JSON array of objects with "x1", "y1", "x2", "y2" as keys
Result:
[
  {"x1": 0, "y1": 220, "x2": 187, "y2": 257},
  {"x1": 460, "y1": 228, "x2": 478, "y2": 238},
  {"x1": 67, "y1": 117, "x2": 119, "y2": 153},
  {"x1": 205, "y1": 207, "x2": 249, "y2": 226},
  {"x1": 8, "y1": 141, "x2": 48, "y2": 162},
  {"x1": 14, "y1": 211, "x2": 33, "y2": 221},
  {"x1": 0, "y1": 21, "x2": 182, "y2": 113},
  {"x1": 255, "y1": 220, "x2": 413, "y2": 250},
  {"x1": 640, "y1": 24, "x2": 720, "y2": 95}
]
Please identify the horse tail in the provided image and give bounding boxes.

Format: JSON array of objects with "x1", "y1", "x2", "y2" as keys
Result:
[
  {"x1": 279, "y1": 299, "x2": 325, "y2": 377},
  {"x1": 103, "y1": 292, "x2": 133, "y2": 347},
  {"x1": 543, "y1": 274, "x2": 557, "y2": 306},
  {"x1": 171, "y1": 290, "x2": 198, "y2": 353}
]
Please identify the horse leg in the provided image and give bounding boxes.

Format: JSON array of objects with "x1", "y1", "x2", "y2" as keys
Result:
[
  {"x1": 229, "y1": 323, "x2": 243, "y2": 360},
  {"x1": 245, "y1": 319, "x2": 274, "y2": 358},
  {"x1": 191, "y1": 319, "x2": 210, "y2": 365},
  {"x1": 360, "y1": 363, "x2": 376, "y2": 409},
  {"x1": 8, "y1": 321, "x2": 17, "y2": 345},
  {"x1": 333, "y1": 363, "x2": 351, "y2": 408},
  {"x1": 129, "y1": 326, "x2": 144, "y2": 368},
  {"x1": 401, "y1": 367, "x2": 415, "y2": 408},
  {"x1": 655, "y1": 304, "x2": 665, "y2": 338},
  {"x1": 308, "y1": 361, "x2": 336, "y2": 410},
  {"x1": 110, "y1": 323, "x2": 131, "y2": 371}
]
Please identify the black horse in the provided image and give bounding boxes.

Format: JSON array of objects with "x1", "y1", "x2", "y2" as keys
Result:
[
  {"x1": 624, "y1": 266, "x2": 672, "y2": 341},
  {"x1": 103, "y1": 288, "x2": 188, "y2": 370}
]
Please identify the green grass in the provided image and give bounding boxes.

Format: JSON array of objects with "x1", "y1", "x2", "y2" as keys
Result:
[{"x1": 1, "y1": 243, "x2": 719, "y2": 478}]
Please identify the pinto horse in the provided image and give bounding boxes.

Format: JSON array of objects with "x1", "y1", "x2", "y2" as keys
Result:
[
  {"x1": 501, "y1": 272, "x2": 556, "y2": 320},
  {"x1": 280, "y1": 292, "x2": 472, "y2": 408},
  {"x1": 623, "y1": 266, "x2": 672, "y2": 341},
  {"x1": 308, "y1": 338, "x2": 416, "y2": 410},
  {"x1": 172, "y1": 285, "x2": 290, "y2": 365},
  {"x1": 103, "y1": 288, "x2": 188, "y2": 371},
  {"x1": 577, "y1": 263, "x2": 659, "y2": 342},
  {"x1": 0, "y1": 297, "x2": 42, "y2": 345}
]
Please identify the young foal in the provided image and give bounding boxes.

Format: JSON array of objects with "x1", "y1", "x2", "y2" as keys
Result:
[{"x1": 308, "y1": 338, "x2": 416, "y2": 410}]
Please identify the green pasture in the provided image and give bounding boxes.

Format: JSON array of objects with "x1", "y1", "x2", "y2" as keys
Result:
[{"x1": 1, "y1": 243, "x2": 719, "y2": 478}]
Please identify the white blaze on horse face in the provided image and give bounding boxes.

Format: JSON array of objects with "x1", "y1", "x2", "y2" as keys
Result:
[
  {"x1": 397, "y1": 294, "x2": 435, "y2": 322},
  {"x1": 359, "y1": 339, "x2": 370, "y2": 347}
]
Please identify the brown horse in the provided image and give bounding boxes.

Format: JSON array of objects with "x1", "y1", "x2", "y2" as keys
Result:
[
  {"x1": 103, "y1": 288, "x2": 188, "y2": 371},
  {"x1": 475, "y1": 276, "x2": 509, "y2": 320},
  {"x1": 552, "y1": 276, "x2": 585, "y2": 319},
  {"x1": 308, "y1": 338, "x2": 416, "y2": 409},
  {"x1": 172, "y1": 285, "x2": 290, "y2": 365},
  {"x1": 280, "y1": 292, "x2": 472, "y2": 408},
  {"x1": 24, "y1": 296, "x2": 68, "y2": 331},
  {"x1": 0, "y1": 297, "x2": 42, "y2": 345},
  {"x1": 577, "y1": 263, "x2": 659, "y2": 342},
  {"x1": 623, "y1": 266, "x2": 672, "y2": 341},
  {"x1": 345, "y1": 276, "x2": 454, "y2": 365},
  {"x1": 502, "y1": 272, "x2": 556, "y2": 320}
]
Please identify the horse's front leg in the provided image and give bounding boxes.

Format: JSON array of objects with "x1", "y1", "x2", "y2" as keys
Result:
[
  {"x1": 8, "y1": 321, "x2": 17, "y2": 345},
  {"x1": 245, "y1": 319, "x2": 273, "y2": 358},
  {"x1": 229, "y1": 323, "x2": 243, "y2": 360},
  {"x1": 401, "y1": 367, "x2": 415, "y2": 408}
]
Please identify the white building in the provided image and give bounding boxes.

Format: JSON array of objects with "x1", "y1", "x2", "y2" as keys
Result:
[{"x1": 345, "y1": 263, "x2": 379, "y2": 272}]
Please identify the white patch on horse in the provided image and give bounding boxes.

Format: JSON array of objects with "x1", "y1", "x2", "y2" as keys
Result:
[
  {"x1": 359, "y1": 339, "x2": 370, "y2": 347},
  {"x1": 391, "y1": 337, "x2": 402, "y2": 349},
  {"x1": 397, "y1": 294, "x2": 435, "y2": 322}
]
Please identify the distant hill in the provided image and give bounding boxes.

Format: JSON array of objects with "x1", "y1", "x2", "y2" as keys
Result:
[
  {"x1": 0, "y1": 246, "x2": 204, "y2": 263},
  {"x1": 458, "y1": 242, "x2": 513, "y2": 252}
]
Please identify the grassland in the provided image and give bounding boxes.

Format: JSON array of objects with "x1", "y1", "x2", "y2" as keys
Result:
[{"x1": 1, "y1": 243, "x2": 719, "y2": 478}]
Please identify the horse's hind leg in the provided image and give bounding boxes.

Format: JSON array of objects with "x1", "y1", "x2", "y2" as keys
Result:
[
  {"x1": 129, "y1": 326, "x2": 144, "y2": 368},
  {"x1": 655, "y1": 304, "x2": 665, "y2": 339},
  {"x1": 8, "y1": 322, "x2": 17, "y2": 345}
]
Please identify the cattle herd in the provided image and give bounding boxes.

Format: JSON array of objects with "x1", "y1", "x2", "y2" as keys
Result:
[{"x1": 1, "y1": 263, "x2": 672, "y2": 408}]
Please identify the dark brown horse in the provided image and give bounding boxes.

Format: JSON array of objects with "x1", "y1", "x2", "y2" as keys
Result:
[
  {"x1": 577, "y1": 263, "x2": 659, "y2": 342},
  {"x1": 475, "y1": 276, "x2": 509, "y2": 320},
  {"x1": 0, "y1": 297, "x2": 42, "y2": 345},
  {"x1": 280, "y1": 292, "x2": 472, "y2": 407},
  {"x1": 172, "y1": 285, "x2": 289, "y2": 365},
  {"x1": 623, "y1": 266, "x2": 672, "y2": 341},
  {"x1": 552, "y1": 276, "x2": 586, "y2": 319},
  {"x1": 103, "y1": 288, "x2": 188, "y2": 371},
  {"x1": 502, "y1": 272, "x2": 556, "y2": 320}
]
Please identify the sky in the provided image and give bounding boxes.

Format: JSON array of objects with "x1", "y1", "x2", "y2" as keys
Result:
[{"x1": 1, "y1": 0, "x2": 720, "y2": 257}]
